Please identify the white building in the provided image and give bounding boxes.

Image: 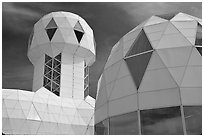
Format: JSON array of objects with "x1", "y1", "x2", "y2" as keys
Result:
[
  {"x1": 95, "y1": 12, "x2": 202, "y2": 135},
  {"x1": 2, "y1": 11, "x2": 96, "y2": 135}
]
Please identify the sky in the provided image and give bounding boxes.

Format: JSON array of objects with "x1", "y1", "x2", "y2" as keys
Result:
[{"x1": 2, "y1": 2, "x2": 202, "y2": 98}]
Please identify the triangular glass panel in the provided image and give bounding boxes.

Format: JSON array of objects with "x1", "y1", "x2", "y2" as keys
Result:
[
  {"x1": 53, "y1": 75, "x2": 60, "y2": 85},
  {"x1": 45, "y1": 54, "x2": 52, "y2": 63},
  {"x1": 74, "y1": 21, "x2": 84, "y2": 32},
  {"x1": 125, "y1": 51, "x2": 153, "y2": 89},
  {"x1": 126, "y1": 29, "x2": 153, "y2": 57},
  {"x1": 46, "y1": 28, "x2": 57, "y2": 41},
  {"x1": 84, "y1": 87, "x2": 89, "y2": 98},
  {"x1": 54, "y1": 53, "x2": 61, "y2": 62},
  {"x1": 196, "y1": 47, "x2": 202, "y2": 56},
  {"x1": 54, "y1": 64, "x2": 61, "y2": 73},
  {"x1": 74, "y1": 30, "x2": 84, "y2": 43},
  {"x1": 46, "y1": 18, "x2": 58, "y2": 29},
  {"x1": 156, "y1": 13, "x2": 176, "y2": 20},
  {"x1": 53, "y1": 59, "x2": 60, "y2": 68},
  {"x1": 52, "y1": 70, "x2": 60, "y2": 79},
  {"x1": 195, "y1": 23, "x2": 202, "y2": 46},
  {"x1": 44, "y1": 65, "x2": 52, "y2": 75},
  {"x1": 45, "y1": 70, "x2": 52, "y2": 79},
  {"x1": 53, "y1": 90, "x2": 60, "y2": 96},
  {"x1": 43, "y1": 77, "x2": 51, "y2": 86},
  {"x1": 46, "y1": 59, "x2": 53, "y2": 68},
  {"x1": 44, "y1": 82, "x2": 51, "y2": 91},
  {"x1": 52, "y1": 81, "x2": 59, "y2": 92}
]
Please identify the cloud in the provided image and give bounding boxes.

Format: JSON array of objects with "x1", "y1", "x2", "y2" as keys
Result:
[
  {"x1": 115, "y1": 2, "x2": 202, "y2": 23},
  {"x1": 3, "y1": 3, "x2": 40, "y2": 18}
]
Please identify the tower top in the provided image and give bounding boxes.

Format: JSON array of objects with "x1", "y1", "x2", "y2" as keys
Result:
[{"x1": 27, "y1": 11, "x2": 96, "y2": 66}]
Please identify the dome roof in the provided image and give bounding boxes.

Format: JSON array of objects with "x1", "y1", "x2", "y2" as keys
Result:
[{"x1": 28, "y1": 11, "x2": 96, "y2": 66}]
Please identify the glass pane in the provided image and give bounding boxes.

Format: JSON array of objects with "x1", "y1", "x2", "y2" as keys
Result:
[
  {"x1": 46, "y1": 59, "x2": 53, "y2": 68},
  {"x1": 53, "y1": 59, "x2": 60, "y2": 68},
  {"x1": 126, "y1": 29, "x2": 153, "y2": 57},
  {"x1": 44, "y1": 82, "x2": 51, "y2": 91},
  {"x1": 125, "y1": 51, "x2": 152, "y2": 89},
  {"x1": 74, "y1": 30, "x2": 84, "y2": 43},
  {"x1": 53, "y1": 75, "x2": 60, "y2": 85},
  {"x1": 44, "y1": 65, "x2": 52, "y2": 75},
  {"x1": 84, "y1": 87, "x2": 89, "y2": 98},
  {"x1": 54, "y1": 64, "x2": 61, "y2": 73},
  {"x1": 46, "y1": 28, "x2": 57, "y2": 41},
  {"x1": 45, "y1": 54, "x2": 52, "y2": 63},
  {"x1": 52, "y1": 81, "x2": 59, "y2": 92},
  {"x1": 53, "y1": 89, "x2": 60, "y2": 96},
  {"x1": 52, "y1": 70, "x2": 60, "y2": 79},
  {"x1": 195, "y1": 23, "x2": 202, "y2": 46},
  {"x1": 109, "y1": 111, "x2": 139, "y2": 135},
  {"x1": 54, "y1": 53, "x2": 61, "y2": 62},
  {"x1": 84, "y1": 66, "x2": 89, "y2": 77},
  {"x1": 196, "y1": 47, "x2": 202, "y2": 56},
  {"x1": 183, "y1": 106, "x2": 202, "y2": 135},
  {"x1": 43, "y1": 77, "x2": 50, "y2": 86},
  {"x1": 95, "y1": 119, "x2": 109, "y2": 135},
  {"x1": 140, "y1": 106, "x2": 184, "y2": 135},
  {"x1": 46, "y1": 18, "x2": 57, "y2": 29},
  {"x1": 84, "y1": 76, "x2": 88, "y2": 89},
  {"x1": 45, "y1": 70, "x2": 52, "y2": 79}
]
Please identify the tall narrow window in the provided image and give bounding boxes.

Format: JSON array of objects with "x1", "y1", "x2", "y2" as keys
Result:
[
  {"x1": 84, "y1": 62, "x2": 89, "y2": 98},
  {"x1": 43, "y1": 53, "x2": 61, "y2": 96}
]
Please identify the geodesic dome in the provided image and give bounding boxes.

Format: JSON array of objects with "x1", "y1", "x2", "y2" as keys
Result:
[
  {"x1": 95, "y1": 12, "x2": 202, "y2": 135},
  {"x1": 28, "y1": 11, "x2": 95, "y2": 66}
]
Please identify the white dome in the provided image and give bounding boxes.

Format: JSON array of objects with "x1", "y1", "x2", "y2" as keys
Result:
[
  {"x1": 95, "y1": 12, "x2": 202, "y2": 135},
  {"x1": 28, "y1": 11, "x2": 96, "y2": 66}
]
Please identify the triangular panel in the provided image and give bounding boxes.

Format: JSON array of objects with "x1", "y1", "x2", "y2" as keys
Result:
[
  {"x1": 74, "y1": 21, "x2": 84, "y2": 32},
  {"x1": 46, "y1": 18, "x2": 58, "y2": 29},
  {"x1": 147, "y1": 51, "x2": 166, "y2": 70},
  {"x1": 168, "y1": 67, "x2": 186, "y2": 86},
  {"x1": 74, "y1": 30, "x2": 84, "y2": 43},
  {"x1": 195, "y1": 23, "x2": 202, "y2": 46},
  {"x1": 139, "y1": 68, "x2": 178, "y2": 92},
  {"x1": 196, "y1": 47, "x2": 202, "y2": 56},
  {"x1": 188, "y1": 47, "x2": 202, "y2": 65},
  {"x1": 125, "y1": 51, "x2": 152, "y2": 89},
  {"x1": 126, "y1": 29, "x2": 153, "y2": 57},
  {"x1": 46, "y1": 28, "x2": 57, "y2": 41}
]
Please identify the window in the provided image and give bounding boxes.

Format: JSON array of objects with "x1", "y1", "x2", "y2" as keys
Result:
[
  {"x1": 74, "y1": 21, "x2": 84, "y2": 43},
  {"x1": 84, "y1": 62, "x2": 89, "y2": 98},
  {"x1": 109, "y1": 111, "x2": 139, "y2": 135},
  {"x1": 140, "y1": 106, "x2": 184, "y2": 135},
  {"x1": 95, "y1": 119, "x2": 109, "y2": 135},
  {"x1": 183, "y1": 106, "x2": 202, "y2": 135},
  {"x1": 43, "y1": 53, "x2": 61, "y2": 96}
]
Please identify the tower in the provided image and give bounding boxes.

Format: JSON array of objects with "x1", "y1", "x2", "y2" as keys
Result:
[
  {"x1": 2, "y1": 11, "x2": 96, "y2": 135},
  {"x1": 28, "y1": 11, "x2": 96, "y2": 99}
]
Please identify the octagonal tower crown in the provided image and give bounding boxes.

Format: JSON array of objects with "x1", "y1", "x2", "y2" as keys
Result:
[{"x1": 27, "y1": 11, "x2": 96, "y2": 99}]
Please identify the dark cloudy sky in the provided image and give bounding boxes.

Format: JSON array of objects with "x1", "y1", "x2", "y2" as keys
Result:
[{"x1": 2, "y1": 2, "x2": 202, "y2": 98}]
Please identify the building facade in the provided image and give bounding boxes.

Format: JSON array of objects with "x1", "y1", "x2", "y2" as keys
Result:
[
  {"x1": 95, "y1": 13, "x2": 202, "y2": 135},
  {"x1": 2, "y1": 12, "x2": 96, "y2": 135}
]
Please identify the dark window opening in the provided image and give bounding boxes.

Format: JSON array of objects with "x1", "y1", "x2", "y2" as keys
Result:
[
  {"x1": 84, "y1": 62, "x2": 89, "y2": 98},
  {"x1": 74, "y1": 30, "x2": 84, "y2": 43},
  {"x1": 195, "y1": 23, "x2": 202, "y2": 46},
  {"x1": 46, "y1": 28, "x2": 57, "y2": 41},
  {"x1": 43, "y1": 53, "x2": 61, "y2": 96}
]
